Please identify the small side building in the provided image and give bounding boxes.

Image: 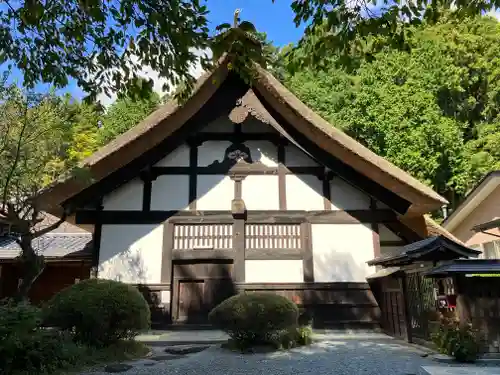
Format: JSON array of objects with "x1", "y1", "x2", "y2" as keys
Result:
[
  {"x1": 0, "y1": 214, "x2": 92, "y2": 303},
  {"x1": 443, "y1": 171, "x2": 500, "y2": 258}
]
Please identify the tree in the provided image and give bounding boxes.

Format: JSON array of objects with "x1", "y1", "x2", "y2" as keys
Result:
[
  {"x1": 285, "y1": 13, "x2": 500, "y2": 208},
  {"x1": 2, "y1": 1, "x2": 497, "y2": 100},
  {"x1": 98, "y1": 86, "x2": 160, "y2": 145},
  {"x1": 0, "y1": 83, "x2": 74, "y2": 298},
  {"x1": 288, "y1": 0, "x2": 500, "y2": 73},
  {"x1": 0, "y1": 0, "x2": 211, "y2": 101}
]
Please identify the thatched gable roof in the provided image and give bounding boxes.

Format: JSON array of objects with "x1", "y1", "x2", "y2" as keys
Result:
[{"x1": 39, "y1": 55, "x2": 447, "y2": 215}]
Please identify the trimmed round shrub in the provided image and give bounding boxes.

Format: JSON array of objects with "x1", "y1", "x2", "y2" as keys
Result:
[
  {"x1": 0, "y1": 299, "x2": 84, "y2": 374},
  {"x1": 209, "y1": 292, "x2": 299, "y2": 348},
  {"x1": 46, "y1": 279, "x2": 151, "y2": 346}
]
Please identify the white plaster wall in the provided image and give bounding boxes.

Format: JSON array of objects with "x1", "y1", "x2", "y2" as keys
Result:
[
  {"x1": 161, "y1": 291, "x2": 171, "y2": 305},
  {"x1": 198, "y1": 141, "x2": 232, "y2": 166},
  {"x1": 154, "y1": 144, "x2": 190, "y2": 167},
  {"x1": 285, "y1": 145, "x2": 319, "y2": 167},
  {"x1": 242, "y1": 175, "x2": 279, "y2": 210},
  {"x1": 196, "y1": 175, "x2": 233, "y2": 210},
  {"x1": 286, "y1": 174, "x2": 324, "y2": 210},
  {"x1": 151, "y1": 175, "x2": 190, "y2": 211},
  {"x1": 201, "y1": 117, "x2": 234, "y2": 132},
  {"x1": 379, "y1": 225, "x2": 402, "y2": 241},
  {"x1": 245, "y1": 141, "x2": 278, "y2": 167},
  {"x1": 98, "y1": 224, "x2": 163, "y2": 284},
  {"x1": 245, "y1": 260, "x2": 303, "y2": 283},
  {"x1": 330, "y1": 177, "x2": 370, "y2": 210},
  {"x1": 103, "y1": 179, "x2": 143, "y2": 211},
  {"x1": 312, "y1": 223, "x2": 375, "y2": 282}
]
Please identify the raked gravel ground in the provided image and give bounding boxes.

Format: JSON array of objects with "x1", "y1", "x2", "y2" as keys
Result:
[{"x1": 82, "y1": 334, "x2": 438, "y2": 375}]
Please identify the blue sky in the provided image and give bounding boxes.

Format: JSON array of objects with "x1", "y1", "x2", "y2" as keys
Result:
[
  {"x1": 5, "y1": 0, "x2": 304, "y2": 101},
  {"x1": 206, "y1": 0, "x2": 305, "y2": 46}
]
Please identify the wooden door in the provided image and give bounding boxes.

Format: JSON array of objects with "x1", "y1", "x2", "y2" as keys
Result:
[
  {"x1": 172, "y1": 261, "x2": 235, "y2": 324},
  {"x1": 177, "y1": 280, "x2": 205, "y2": 322}
]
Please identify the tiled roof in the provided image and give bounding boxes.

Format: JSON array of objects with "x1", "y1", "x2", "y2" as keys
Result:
[
  {"x1": 0, "y1": 233, "x2": 92, "y2": 260},
  {"x1": 367, "y1": 235, "x2": 480, "y2": 267},
  {"x1": 425, "y1": 259, "x2": 500, "y2": 277}
]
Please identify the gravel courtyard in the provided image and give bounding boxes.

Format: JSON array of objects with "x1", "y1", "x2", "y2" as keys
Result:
[{"x1": 83, "y1": 333, "x2": 438, "y2": 375}]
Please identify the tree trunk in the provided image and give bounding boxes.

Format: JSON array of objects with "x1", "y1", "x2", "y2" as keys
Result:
[{"x1": 15, "y1": 234, "x2": 45, "y2": 301}]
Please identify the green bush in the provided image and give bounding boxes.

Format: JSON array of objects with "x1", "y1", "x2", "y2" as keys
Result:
[
  {"x1": 209, "y1": 292, "x2": 300, "y2": 349},
  {"x1": 0, "y1": 299, "x2": 85, "y2": 374},
  {"x1": 431, "y1": 316, "x2": 480, "y2": 363},
  {"x1": 46, "y1": 279, "x2": 151, "y2": 346}
]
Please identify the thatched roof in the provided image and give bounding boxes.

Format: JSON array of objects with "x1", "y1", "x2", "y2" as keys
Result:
[{"x1": 39, "y1": 55, "x2": 447, "y2": 215}]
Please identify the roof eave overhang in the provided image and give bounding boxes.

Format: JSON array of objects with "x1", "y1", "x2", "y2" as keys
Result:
[
  {"x1": 38, "y1": 57, "x2": 447, "y2": 217},
  {"x1": 443, "y1": 171, "x2": 500, "y2": 231}
]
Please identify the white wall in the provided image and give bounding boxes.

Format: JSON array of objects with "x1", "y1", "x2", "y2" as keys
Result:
[
  {"x1": 196, "y1": 175, "x2": 233, "y2": 210},
  {"x1": 330, "y1": 177, "x2": 370, "y2": 210},
  {"x1": 102, "y1": 179, "x2": 143, "y2": 211},
  {"x1": 245, "y1": 260, "x2": 303, "y2": 283},
  {"x1": 286, "y1": 174, "x2": 324, "y2": 210},
  {"x1": 285, "y1": 145, "x2": 318, "y2": 167},
  {"x1": 98, "y1": 224, "x2": 164, "y2": 284},
  {"x1": 312, "y1": 223, "x2": 375, "y2": 282},
  {"x1": 154, "y1": 144, "x2": 190, "y2": 167},
  {"x1": 151, "y1": 175, "x2": 190, "y2": 211},
  {"x1": 242, "y1": 175, "x2": 279, "y2": 210},
  {"x1": 198, "y1": 141, "x2": 232, "y2": 166},
  {"x1": 161, "y1": 291, "x2": 171, "y2": 305},
  {"x1": 245, "y1": 141, "x2": 278, "y2": 166}
]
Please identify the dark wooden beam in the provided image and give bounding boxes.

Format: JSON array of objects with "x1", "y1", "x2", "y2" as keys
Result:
[
  {"x1": 370, "y1": 198, "x2": 380, "y2": 258},
  {"x1": 140, "y1": 173, "x2": 152, "y2": 212},
  {"x1": 150, "y1": 164, "x2": 324, "y2": 176},
  {"x1": 188, "y1": 142, "x2": 198, "y2": 210},
  {"x1": 91, "y1": 199, "x2": 103, "y2": 278},
  {"x1": 235, "y1": 282, "x2": 372, "y2": 290},
  {"x1": 322, "y1": 169, "x2": 333, "y2": 211},
  {"x1": 278, "y1": 143, "x2": 287, "y2": 210},
  {"x1": 301, "y1": 222, "x2": 314, "y2": 282},
  {"x1": 172, "y1": 249, "x2": 234, "y2": 260},
  {"x1": 245, "y1": 248, "x2": 303, "y2": 260},
  {"x1": 188, "y1": 132, "x2": 285, "y2": 145},
  {"x1": 75, "y1": 209, "x2": 398, "y2": 225},
  {"x1": 233, "y1": 218, "x2": 245, "y2": 282},
  {"x1": 161, "y1": 222, "x2": 174, "y2": 285}
]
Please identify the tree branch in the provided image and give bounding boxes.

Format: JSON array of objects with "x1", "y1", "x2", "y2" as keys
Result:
[
  {"x1": 31, "y1": 212, "x2": 67, "y2": 238},
  {"x1": 1, "y1": 101, "x2": 29, "y2": 211}
]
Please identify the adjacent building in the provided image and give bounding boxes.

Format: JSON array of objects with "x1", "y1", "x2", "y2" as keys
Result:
[{"x1": 443, "y1": 171, "x2": 500, "y2": 259}]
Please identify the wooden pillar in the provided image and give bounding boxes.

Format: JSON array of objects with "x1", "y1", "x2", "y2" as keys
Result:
[
  {"x1": 232, "y1": 175, "x2": 246, "y2": 283},
  {"x1": 400, "y1": 273, "x2": 413, "y2": 343},
  {"x1": 90, "y1": 199, "x2": 103, "y2": 278},
  {"x1": 454, "y1": 275, "x2": 472, "y2": 326}
]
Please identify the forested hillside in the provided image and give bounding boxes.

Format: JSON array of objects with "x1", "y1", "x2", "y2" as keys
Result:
[{"x1": 285, "y1": 14, "x2": 500, "y2": 209}]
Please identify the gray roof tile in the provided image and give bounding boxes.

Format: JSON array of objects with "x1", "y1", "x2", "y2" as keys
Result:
[{"x1": 0, "y1": 233, "x2": 92, "y2": 259}]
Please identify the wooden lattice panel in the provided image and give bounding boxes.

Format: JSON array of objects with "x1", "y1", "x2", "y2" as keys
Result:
[
  {"x1": 245, "y1": 224, "x2": 301, "y2": 250},
  {"x1": 173, "y1": 224, "x2": 233, "y2": 250}
]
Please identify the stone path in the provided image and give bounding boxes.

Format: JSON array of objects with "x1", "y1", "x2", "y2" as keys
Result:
[
  {"x1": 423, "y1": 365, "x2": 500, "y2": 375},
  {"x1": 82, "y1": 332, "x2": 500, "y2": 375}
]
